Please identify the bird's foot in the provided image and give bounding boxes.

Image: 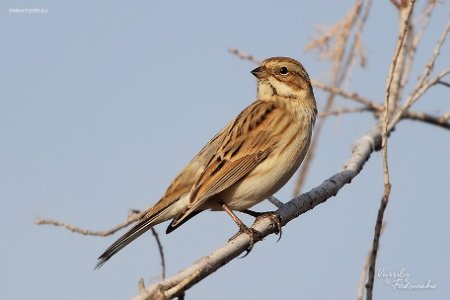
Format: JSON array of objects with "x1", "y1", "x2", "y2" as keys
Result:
[
  {"x1": 241, "y1": 209, "x2": 283, "y2": 241},
  {"x1": 229, "y1": 224, "x2": 262, "y2": 257},
  {"x1": 240, "y1": 226, "x2": 262, "y2": 257},
  {"x1": 256, "y1": 211, "x2": 282, "y2": 241}
]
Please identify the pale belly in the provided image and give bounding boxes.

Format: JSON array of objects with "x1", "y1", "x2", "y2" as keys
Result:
[{"x1": 209, "y1": 132, "x2": 311, "y2": 211}]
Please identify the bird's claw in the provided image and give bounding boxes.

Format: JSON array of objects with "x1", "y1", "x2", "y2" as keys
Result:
[
  {"x1": 241, "y1": 227, "x2": 262, "y2": 257},
  {"x1": 229, "y1": 226, "x2": 262, "y2": 257},
  {"x1": 256, "y1": 212, "x2": 282, "y2": 242}
]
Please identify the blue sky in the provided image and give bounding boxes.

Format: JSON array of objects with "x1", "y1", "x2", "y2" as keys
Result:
[{"x1": 1, "y1": 1, "x2": 449, "y2": 299}]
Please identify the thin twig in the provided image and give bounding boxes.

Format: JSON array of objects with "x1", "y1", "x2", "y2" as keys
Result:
[
  {"x1": 357, "y1": 223, "x2": 386, "y2": 300},
  {"x1": 228, "y1": 48, "x2": 261, "y2": 64},
  {"x1": 416, "y1": 20, "x2": 450, "y2": 89},
  {"x1": 268, "y1": 196, "x2": 284, "y2": 208},
  {"x1": 138, "y1": 279, "x2": 146, "y2": 293},
  {"x1": 36, "y1": 210, "x2": 167, "y2": 279},
  {"x1": 344, "y1": 0, "x2": 373, "y2": 75},
  {"x1": 390, "y1": 68, "x2": 450, "y2": 131},
  {"x1": 412, "y1": 0, "x2": 437, "y2": 51},
  {"x1": 389, "y1": 20, "x2": 450, "y2": 128},
  {"x1": 294, "y1": 0, "x2": 371, "y2": 196},
  {"x1": 318, "y1": 106, "x2": 374, "y2": 118},
  {"x1": 35, "y1": 210, "x2": 142, "y2": 236},
  {"x1": 151, "y1": 228, "x2": 166, "y2": 279},
  {"x1": 402, "y1": 110, "x2": 450, "y2": 130},
  {"x1": 387, "y1": 0, "x2": 416, "y2": 114},
  {"x1": 366, "y1": 2, "x2": 415, "y2": 299},
  {"x1": 400, "y1": 1, "x2": 438, "y2": 97},
  {"x1": 311, "y1": 79, "x2": 381, "y2": 110},
  {"x1": 357, "y1": 253, "x2": 370, "y2": 300},
  {"x1": 437, "y1": 80, "x2": 450, "y2": 87}
]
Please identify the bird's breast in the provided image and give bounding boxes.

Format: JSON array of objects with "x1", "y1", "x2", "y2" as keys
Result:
[{"x1": 215, "y1": 116, "x2": 313, "y2": 211}]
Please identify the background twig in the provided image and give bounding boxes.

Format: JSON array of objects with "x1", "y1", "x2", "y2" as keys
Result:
[
  {"x1": 366, "y1": 2, "x2": 415, "y2": 299},
  {"x1": 293, "y1": 0, "x2": 372, "y2": 196}
]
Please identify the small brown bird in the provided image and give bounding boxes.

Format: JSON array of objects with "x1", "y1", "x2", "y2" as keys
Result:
[{"x1": 96, "y1": 57, "x2": 317, "y2": 268}]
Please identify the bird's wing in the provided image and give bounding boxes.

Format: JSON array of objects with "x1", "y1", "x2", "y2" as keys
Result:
[
  {"x1": 96, "y1": 124, "x2": 228, "y2": 268},
  {"x1": 140, "y1": 120, "x2": 230, "y2": 220},
  {"x1": 170, "y1": 100, "x2": 290, "y2": 227}
]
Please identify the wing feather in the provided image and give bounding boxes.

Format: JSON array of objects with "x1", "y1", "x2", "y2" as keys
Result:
[{"x1": 171, "y1": 100, "x2": 289, "y2": 226}]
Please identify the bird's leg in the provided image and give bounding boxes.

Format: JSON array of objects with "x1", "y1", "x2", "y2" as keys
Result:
[
  {"x1": 221, "y1": 203, "x2": 261, "y2": 255},
  {"x1": 240, "y1": 209, "x2": 282, "y2": 241}
]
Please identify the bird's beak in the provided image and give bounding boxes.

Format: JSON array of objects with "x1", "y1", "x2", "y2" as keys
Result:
[{"x1": 251, "y1": 66, "x2": 268, "y2": 79}]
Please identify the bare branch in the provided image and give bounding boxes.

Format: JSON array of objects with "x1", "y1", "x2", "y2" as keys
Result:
[{"x1": 366, "y1": 2, "x2": 415, "y2": 299}]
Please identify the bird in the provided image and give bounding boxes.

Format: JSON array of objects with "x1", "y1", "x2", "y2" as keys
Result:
[{"x1": 96, "y1": 57, "x2": 317, "y2": 269}]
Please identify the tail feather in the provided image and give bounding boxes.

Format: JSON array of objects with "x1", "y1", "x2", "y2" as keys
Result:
[
  {"x1": 166, "y1": 210, "x2": 203, "y2": 234},
  {"x1": 95, "y1": 212, "x2": 162, "y2": 269},
  {"x1": 95, "y1": 194, "x2": 191, "y2": 269}
]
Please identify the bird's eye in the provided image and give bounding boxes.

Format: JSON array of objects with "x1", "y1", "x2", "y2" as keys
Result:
[{"x1": 279, "y1": 66, "x2": 289, "y2": 75}]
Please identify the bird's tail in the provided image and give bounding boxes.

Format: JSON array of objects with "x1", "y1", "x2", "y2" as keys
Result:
[{"x1": 95, "y1": 207, "x2": 167, "y2": 269}]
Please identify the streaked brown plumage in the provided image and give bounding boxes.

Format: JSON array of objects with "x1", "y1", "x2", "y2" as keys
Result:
[{"x1": 96, "y1": 57, "x2": 317, "y2": 269}]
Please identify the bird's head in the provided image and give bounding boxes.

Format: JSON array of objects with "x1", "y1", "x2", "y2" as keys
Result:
[{"x1": 251, "y1": 57, "x2": 314, "y2": 103}]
